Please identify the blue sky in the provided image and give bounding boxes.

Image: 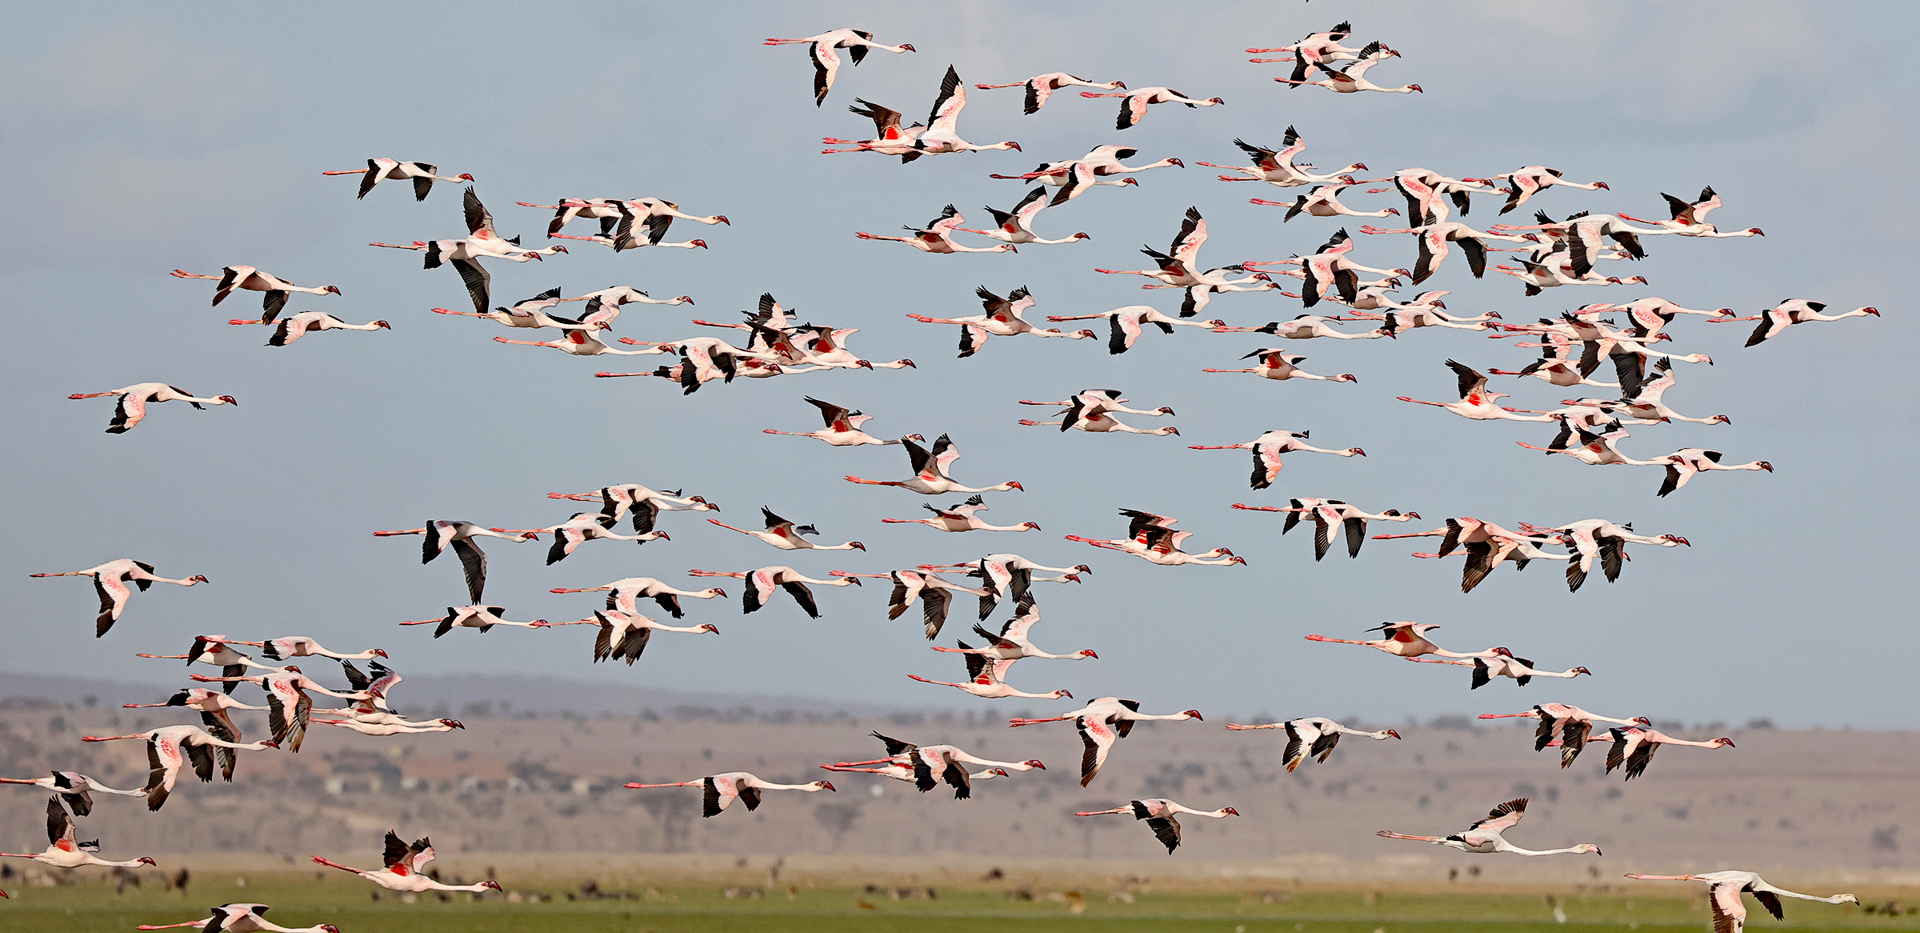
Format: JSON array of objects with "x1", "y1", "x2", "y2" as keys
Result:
[{"x1": 2, "y1": 1, "x2": 1914, "y2": 728}]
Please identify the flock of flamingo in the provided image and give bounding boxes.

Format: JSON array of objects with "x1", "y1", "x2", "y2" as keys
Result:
[{"x1": 14, "y1": 17, "x2": 1879, "y2": 932}]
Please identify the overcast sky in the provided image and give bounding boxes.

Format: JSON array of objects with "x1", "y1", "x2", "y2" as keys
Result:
[{"x1": 2, "y1": 1, "x2": 1913, "y2": 729}]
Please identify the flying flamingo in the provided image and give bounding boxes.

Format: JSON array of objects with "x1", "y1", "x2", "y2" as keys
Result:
[
  {"x1": 917, "y1": 553, "x2": 1090, "y2": 617},
  {"x1": 120, "y1": 687, "x2": 264, "y2": 753},
  {"x1": 1079, "y1": 86, "x2": 1224, "y2": 129},
  {"x1": 708, "y1": 507, "x2": 865, "y2": 552},
  {"x1": 138, "y1": 902, "x2": 340, "y2": 933},
  {"x1": 1605, "y1": 726, "x2": 1734, "y2": 780},
  {"x1": 839, "y1": 570, "x2": 995, "y2": 639},
  {"x1": 1483, "y1": 166, "x2": 1608, "y2": 215},
  {"x1": 821, "y1": 97, "x2": 927, "y2": 160},
  {"x1": 494, "y1": 330, "x2": 669, "y2": 356},
  {"x1": 228, "y1": 637, "x2": 387, "y2": 663},
  {"x1": 1408, "y1": 648, "x2": 1591, "y2": 689},
  {"x1": 429, "y1": 287, "x2": 602, "y2": 331},
  {"x1": 1232, "y1": 499, "x2": 1418, "y2": 560},
  {"x1": 882, "y1": 495, "x2": 1040, "y2": 533},
  {"x1": 550, "y1": 577, "x2": 725, "y2": 619},
  {"x1": 764, "y1": 396, "x2": 925, "y2": 447},
  {"x1": 975, "y1": 73, "x2": 1124, "y2": 113},
  {"x1": 1617, "y1": 185, "x2": 1766, "y2": 238},
  {"x1": 170, "y1": 267, "x2": 340, "y2": 324},
  {"x1": 763, "y1": 28, "x2": 914, "y2": 106},
  {"x1": 990, "y1": 144, "x2": 1181, "y2": 199},
  {"x1": 369, "y1": 187, "x2": 565, "y2": 314},
  {"x1": 1066, "y1": 510, "x2": 1244, "y2": 567},
  {"x1": 1008, "y1": 698, "x2": 1203, "y2": 787},
  {"x1": 1076, "y1": 799, "x2": 1238, "y2": 853},
  {"x1": 912, "y1": 66, "x2": 1022, "y2": 155},
  {"x1": 1252, "y1": 183, "x2": 1396, "y2": 219},
  {"x1": 1303, "y1": 621, "x2": 1499, "y2": 661},
  {"x1": 188, "y1": 667, "x2": 371, "y2": 752},
  {"x1": 547, "y1": 484, "x2": 717, "y2": 534},
  {"x1": 536, "y1": 512, "x2": 667, "y2": 564},
  {"x1": 908, "y1": 650, "x2": 1069, "y2": 700},
  {"x1": 1517, "y1": 518, "x2": 1689, "y2": 592},
  {"x1": 931, "y1": 606, "x2": 1097, "y2": 662},
  {"x1": 1200, "y1": 129, "x2": 1368, "y2": 187},
  {"x1": 323, "y1": 159, "x2": 471, "y2": 200},
  {"x1": 1709, "y1": 299, "x2": 1879, "y2": 347},
  {"x1": 824, "y1": 732, "x2": 1044, "y2": 799},
  {"x1": 30, "y1": 559, "x2": 208, "y2": 637},
  {"x1": 81, "y1": 725, "x2": 278, "y2": 810},
  {"x1": 0, "y1": 771, "x2": 144, "y2": 816},
  {"x1": 134, "y1": 635, "x2": 279, "y2": 693},
  {"x1": 546, "y1": 201, "x2": 713, "y2": 251},
  {"x1": 399, "y1": 605, "x2": 549, "y2": 638},
  {"x1": 0, "y1": 798, "x2": 156, "y2": 870},
  {"x1": 1396, "y1": 360, "x2": 1556, "y2": 422},
  {"x1": 1378, "y1": 797, "x2": 1599, "y2": 856},
  {"x1": 225, "y1": 311, "x2": 389, "y2": 347},
  {"x1": 856, "y1": 204, "x2": 1015, "y2": 254},
  {"x1": 958, "y1": 188, "x2": 1090, "y2": 246},
  {"x1": 1046, "y1": 305, "x2": 1222, "y2": 355},
  {"x1": 1226, "y1": 717, "x2": 1400, "y2": 772},
  {"x1": 907, "y1": 285, "x2": 1095, "y2": 358},
  {"x1": 314, "y1": 718, "x2": 464, "y2": 736},
  {"x1": 1203, "y1": 349, "x2": 1357, "y2": 384},
  {"x1": 68, "y1": 384, "x2": 237, "y2": 435},
  {"x1": 686, "y1": 566, "x2": 860, "y2": 618},
  {"x1": 1277, "y1": 43, "x2": 1421, "y2": 93},
  {"x1": 846, "y1": 434, "x2": 1022, "y2": 495},
  {"x1": 312, "y1": 831, "x2": 501, "y2": 893},
  {"x1": 1479, "y1": 704, "x2": 1650, "y2": 768},
  {"x1": 625, "y1": 773, "x2": 835, "y2": 816},
  {"x1": 821, "y1": 761, "x2": 1007, "y2": 788},
  {"x1": 1655, "y1": 449, "x2": 1773, "y2": 497},
  {"x1": 1188, "y1": 429, "x2": 1366, "y2": 489},
  {"x1": 1621, "y1": 871, "x2": 1854, "y2": 931},
  {"x1": 371, "y1": 521, "x2": 535, "y2": 604},
  {"x1": 538, "y1": 610, "x2": 718, "y2": 666}
]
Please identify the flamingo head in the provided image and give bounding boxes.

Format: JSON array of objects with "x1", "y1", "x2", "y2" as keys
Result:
[
  {"x1": 373, "y1": 649, "x2": 389, "y2": 659},
  {"x1": 1406, "y1": 84, "x2": 1424, "y2": 93},
  {"x1": 1576, "y1": 845, "x2": 1601, "y2": 855},
  {"x1": 190, "y1": 575, "x2": 210, "y2": 584},
  {"x1": 1074, "y1": 648, "x2": 1098, "y2": 660},
  {"x1": 1022, "y1": 522, "x2": 1042, "y2": 531},
  {"x1": 653, "y1": 532, "x2": 670, "y2": 542},
  {"x1": 1572, "y1": 667, "x2": 1592, "y2": 676},
  {"x1": 1745, "y1": 228, "x2": 1765, "y2": 236},
  {"x1": 1207, "y1": 97, "x2": 1225, "y2": 105},
  {"x1": 1005, "y1": 481, "x2": 1025, "y2": 491},
  {"x1": 284, "y1": 665, "x2": 302, "y2": 674},
  {"x1": 699, "y1": 624, "x2": 720, "y2": 634},
  {"x1": 1076, "y1": 329, "x2": 1098, "y2": 339},
  {"x1": 374, "y1": 320, "x2": 392, "y2": 329},
  {"x1": 706, "y1": 588, "x2": 728, "y2": 598},
  {"x1": 900, "y1": 44, "x2": 917, "y2": 52},
  {"x1": 456, "y1": 174, "x2": 475, "y2": 182},
  {"x1": 1712, "y1": 737, "x2": 1735, "y2": 748},
  {"x1": 218, "y1": 396, "x2": 238, "y2": 407},
  {"x1": 134, "y1": 856, "x2": 157, "y2": 867},
  {"x1": 1073, "y1": 232, "x2": 1092, "y2": 241},
  {"x1": 713, "y1": 215, "x2": 730, "y2": 226},
  {"x1": 815, "y1": 780, "x2": 837, "y2": 792},
  {"x1": 906, "y1": 433, "x2": 928, "y2": 443},
  {"x1": 1385, "y1": 729, "x2": 1403, "y2": 740},
  {"x1": 1391, "y1": 510, "x2": 1420, "y2": 520},
  {"x1": 691, "y1": 240, "x2": 708, "y2": 249},
  {"x1": 1215, "y1": 547, "x2": 1235, "y2": 558},
  {"x1": 1162, "y1": 426, "x2": 1180, "y2": 436},
  {"x1": 1074, "y1": 564, "x2": 1092, "y2": 574},
  {"x1": 1863, "y1": 306, "x2": 1881, "y2": 316},
  {"x1": 440, "y1": 719, "x2": 465, "y2": 730},
  {"x1": 1051, "y1": 689, "x2": 1074, "y2": 699},
  {"x1": 1346, "y1": 447, "x2": 1367, "y2": 457},
  {"x1": 319, "y1": 927, "x2": 340, "y2": 933},
  {"x1": 324, "y1": 285, "x2": 342, "y2": 295},
  {"x1": 1120, "y1": 177, "x2": 1139, "y2": 186},
  {"x1": 897, "y1": 358, "x2": 917, "y2": 368},
  {"x1": 1207, "y1": 319, "x2": 1228, "y2": 328},
  {"x1": 1491, "y1": 647, "x2": 1514, "y2": 659},
  {"x1": 989, "y1": 768, "x2": 1009, "y2": 777},
  {"x1": 855, "y1": 359, "x2": 874, "y2": 370},
  {"x1": 1632, "y1": 717, "x2": 1653, "y2": 726},
  {"x1": 1662, "y1": 534, "x2": 1691, "y2": 547},
  {"x1": 1183, "y1": 709, "x2": 1204, "y2": 721},
  {"x1": 850, "y1": 541, "x2": 867, "y2": 551},
  {"x1": 1757, "y1": 461, "x2": 1774, "y2": 472},
  {"x1": 1164, "y1": 156, "x2": 1181, "y2": 167},
  {"x1": 1227, "y1": 555, "x2": 1248, "y2": 566},
  {"x1": 480, "y1": 881, "x2": 503, "y2": 892}
]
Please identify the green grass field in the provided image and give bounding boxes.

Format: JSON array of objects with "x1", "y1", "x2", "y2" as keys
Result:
[{"x1": 5, "y1": 873, "x2": 1917, "y2": 933}]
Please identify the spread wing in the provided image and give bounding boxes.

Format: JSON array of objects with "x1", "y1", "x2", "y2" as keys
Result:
[
  {"x1": 463, "y1": 187, "x2": 496, "y2": 236},
  {"x1": 450, "y1": 538, "x2": 488, "y2": 604},
  {"x1": 1470, "y1": 797, "x2": 1528, "y2": 832}
]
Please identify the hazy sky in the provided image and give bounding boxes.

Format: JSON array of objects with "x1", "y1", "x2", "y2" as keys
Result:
[{"x1": 3, "y1": 1, "x2": 1914, "y2": 729}]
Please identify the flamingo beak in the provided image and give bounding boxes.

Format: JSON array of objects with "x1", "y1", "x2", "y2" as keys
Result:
[{"x1": 819, "y1": 781, "x2": 837, "y2": 791}]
